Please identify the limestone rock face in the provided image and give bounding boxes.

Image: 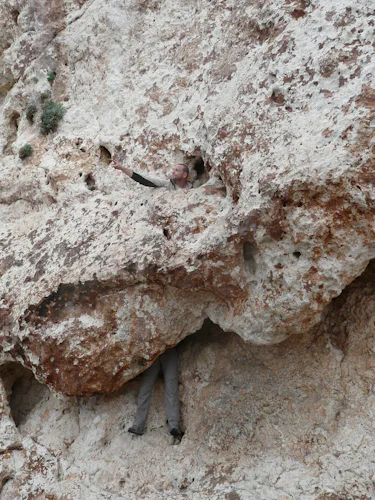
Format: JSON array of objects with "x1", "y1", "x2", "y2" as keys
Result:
[
  {"x1": 1, "y1": 0, "x2": 375, "y2": 497},
  {"x1": 1, "y1": 0, "x2": 375, "y2": 396},
  {"x1": 2, "y1": 264, "x2": 375, "y2": 499}
]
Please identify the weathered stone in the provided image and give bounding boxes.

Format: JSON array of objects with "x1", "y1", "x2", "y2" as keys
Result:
[
  {"x1": 1, "y1": 263, "x2": 375, "y2": 498},
  {"x1": 1, "y1": 0, "x2": 375, "y2": 497},
  {"x1": 0, "y1": 0, "x2": 375, "y2": 396}
]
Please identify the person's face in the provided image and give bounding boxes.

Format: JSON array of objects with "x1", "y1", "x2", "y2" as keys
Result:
[{"x1": 170, "y1": 164, "x2": 187, "y2": 181}]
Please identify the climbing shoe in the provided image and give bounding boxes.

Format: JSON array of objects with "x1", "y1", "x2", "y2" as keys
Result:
[
  {"x1": 170, "y1": 427, "x2": 183, "y2": 438},
  {"x1": 128, "y1": 425, "x2": 144, "y2": 436}
]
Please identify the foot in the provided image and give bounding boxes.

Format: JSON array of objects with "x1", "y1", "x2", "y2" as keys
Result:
[
  {"x1": 170, "y1": 427, "x2": 183, "y2": 438},
  {"x1": 128, "y1": 426, "x2": 144, "y2": 436}
]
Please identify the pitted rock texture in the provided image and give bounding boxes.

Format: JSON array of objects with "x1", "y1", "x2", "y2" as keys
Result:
[
  {"x1": 2, "y1": 263, "x2": 375, "y2": 499},
  {"x1": 2, "y1": 1, "x2": 375, "y2": 497},
  {"x1": 0, "y1": 0, "x2": 375, "y2": 395}
]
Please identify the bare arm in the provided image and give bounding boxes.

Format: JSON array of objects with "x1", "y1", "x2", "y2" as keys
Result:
[{"x1": 112, "y1": 160, "x2": 133, "y2": 177}]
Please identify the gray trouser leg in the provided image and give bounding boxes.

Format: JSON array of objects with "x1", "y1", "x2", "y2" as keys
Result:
[
  {"x1": 160, "y1": 348, "x2": 180, "y2": 430},
  {"x1": 132, "y1": 358, "x2": 161, "y2": 429}
]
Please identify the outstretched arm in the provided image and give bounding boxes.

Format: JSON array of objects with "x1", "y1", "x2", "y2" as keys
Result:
[
  {"x1": 131, "y1": 172, "x2": 159, "y2": 187},
  {"x1": 112, "y1": 160, "x2": 133, "y2": 178},
  {"x1": 112, "y1": 161, "x2": 168, "y2": 188}
]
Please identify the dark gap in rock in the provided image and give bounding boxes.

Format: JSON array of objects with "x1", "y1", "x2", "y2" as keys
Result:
[
  {"x1": 3, "y1": 111, "x2": 20, "y2": 155},
  {"x1": 178, "y1": 319, "x2": 241, "y2": 353},
  {"x1": 99, "y1": 145, "x2": 112, "y2": 165},
  {"x1": 0, "y1": 363, "x2": 49, "y2": 428},
  {"x1": 84, "y1": 173, "x2": 96, "y2": 191},
  {"x1": 191, "y1": 156, "x2": 209, "y2": 186},
  {"x1": 163, "y1": 227, "x2": 171, "y2": 240},
  {"x1": 193, "y1": 157, "x2": 205, "y2": 177},
  {"x1": 270, "y1": 90, "x2": 285, "y2": 105},
  {"x1": 176, "y1": 319, "x2": 247, "y2": 436},
  {"x1": 11, "y1": 9, "x2": 20, "y2": 24},
  {"x1": 293, "y1": 251, "x2": 301, "y2": 259},
  {"x1": 11, "y1": 111, "x2": 20, "y2": 129},
  {"x1": 322, "y1": 259, "x2": 375, "y2": 355},
  {"x1": 243, "y1": 242, "x2": 257, "y2": 274}
]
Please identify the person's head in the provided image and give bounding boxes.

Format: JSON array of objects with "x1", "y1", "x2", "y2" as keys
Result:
[{"x1": 170, "y1": 163, "x2": 189, "y2": 182}]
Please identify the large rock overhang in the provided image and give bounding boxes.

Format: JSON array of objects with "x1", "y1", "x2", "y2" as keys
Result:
[{"x1": 0, "y1": 0, "x2": 374, "y2": 394}]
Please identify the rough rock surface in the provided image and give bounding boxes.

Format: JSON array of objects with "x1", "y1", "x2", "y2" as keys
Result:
[
  {"x1": 0, "y1": 0, "x2": 375, "y2": 394},
  {"x1": 2, "y1": 264, "x2": 375, "y2": 499},
  {"x1": 1, "y1": 0, "x2": 375, "y2": 497}
]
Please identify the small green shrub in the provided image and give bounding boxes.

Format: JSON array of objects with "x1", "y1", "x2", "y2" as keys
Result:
[
  {"x1": 19, "y1": 144, "x2": 33, "y2": 159},
  {"x1": 47, "y1": 71, "x2": 56, "y2": 83},
  {"x1": 26, "y1": 104, "x2": 37, "y2": 123},
  {"x1": 40, "y1": 100, "x2": 65, "y2": 135},
  {"x1": 32, "y1": 76, "x2": 38, "y2": 84},
  {"x1": 40, "y1": 90, "x2": 51, "y2": 101}
]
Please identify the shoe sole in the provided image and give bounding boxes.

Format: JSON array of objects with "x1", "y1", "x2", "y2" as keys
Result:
[{"x1": 128, "y1": 429, "x2": 144, "y2": 436}]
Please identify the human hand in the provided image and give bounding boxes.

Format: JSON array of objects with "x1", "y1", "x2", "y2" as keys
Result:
[
  {"x1": 111, "y1": 161, "x2": 133, "y2": 177},
  {"x1": 111, "y1": 160, "x2": 122, "y2": 170}
]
